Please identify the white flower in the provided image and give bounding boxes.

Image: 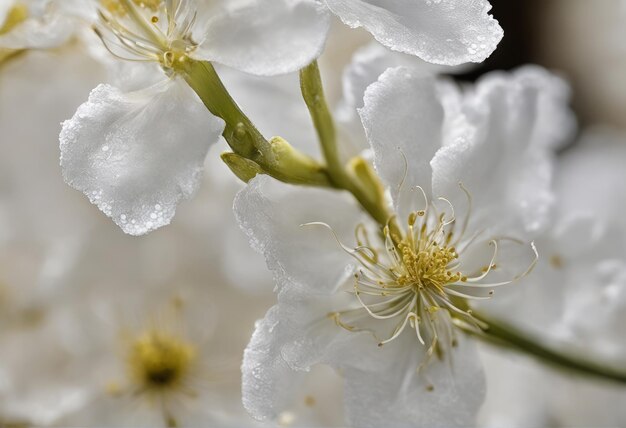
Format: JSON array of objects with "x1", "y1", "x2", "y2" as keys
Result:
[
  {"x1": 235, "y1": 66, "x2": 572, "y2": 426},
  {"x1": 321, "y1": 0, "x2": 504, "y2": 65},
  {"x1": 60, "y1": 0, "x2": 330, "y2": 235}
]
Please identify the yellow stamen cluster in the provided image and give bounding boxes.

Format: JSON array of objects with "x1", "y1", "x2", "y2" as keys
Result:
[
  {"x1": 96, "y1": 0, "x2": 198, "y2": 73},
  {"x1": 396, "y1": 240, "x2": 461, "y2": 294},
  {"x1": 128, "y1": 330, "x2": 196, "y2": 392}
]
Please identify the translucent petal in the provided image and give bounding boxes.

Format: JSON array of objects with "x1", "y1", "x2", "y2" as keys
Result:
[
  {"x1": 324, "y1": 0, "x2": 503, "y2": 65},
  {"x1": 359, "y1": 67, "x2": 445, "y2": 218},
  {"x1": 234, "y1": 175, "x2": 367, "y2": 293},
  {"x1": 337, "y1": 41, "x2": 464, "y2": 153},
  {"x1": 242, "y1": 305, "x2": 308, "y2": 421},
  {"x1": 60, "y1": 79, "x2": 224, "y2": 235},
  {"x1": 432, "y1": 66, "x2": 574, "y2": 235},
  {"x1": 344, "y1": 333, "x2": 485, "y2": 427},
  {"x1": 196, "y1": 0, "x2": 330, "y2": 76},
  {"x1": 556, "y1": 128, "x2": 626, "y2": 229},
  {"x1": 242, "y1": 284, "x2": 392, "y2": 420},
  {"x1": 0, "y1": 3, "x2": 76, "y2": 50}
]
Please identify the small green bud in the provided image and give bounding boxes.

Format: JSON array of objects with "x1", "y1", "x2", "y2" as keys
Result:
[
  {"x1": 220, "y1": 152, "x2": 264, "y2": 183},
  {"x1": 265, "y1": 136, "x2": 329, "y2": 186},
  {"x1": 347, "y1": 156, "x2": 385, "y2": 204}
]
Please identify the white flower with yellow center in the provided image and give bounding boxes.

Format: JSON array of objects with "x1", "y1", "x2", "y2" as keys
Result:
[
  {"x1": 59, "y1": 0, "x2": 330, "y2": 235},
  {"x1": 235, "y1": 66, "x2": 574, "y2": 427},
  {"x1": 46, "y1": 290, "x2": 252, "y2": 427}
]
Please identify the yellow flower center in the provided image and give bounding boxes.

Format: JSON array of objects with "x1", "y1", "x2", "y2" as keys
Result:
[
  {"x1": 325, "y1": 185, "x2": 537, "y2": 366},
  {"x1": 128, "y1": 330, "x2": 196, "y2": 392},
  {"x1": 96, "y1": 0, "x2": 197, "y2": 73},
  {"x1": 396, "y1": 225, "x2": 463, "y2": 294}
]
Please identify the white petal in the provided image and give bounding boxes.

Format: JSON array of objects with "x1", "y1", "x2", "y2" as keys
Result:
[
  {"x1": 234, "y1": 175, "x2": 367, "y2": 293},
  {"x1": 432, "y1": 66, "x2": 574, "y2": 235},
  {"x1": 0, "y1": 3, "x2": 76, "y2": 50},
  {"x1": 324, "y1": 0, "x2": 503, "y2": 65},
  {"x1": 344, "y1": 333, "x2": 485, "y2": 427},
  {"x1": 196, "y1": 0, "x2": 330, "y2": 76},
  {"x1": 341, "y1": 41, "x2": 454, "y2": 113},
  {"x1": 360, "y1": 67, "x2": 445, "y2": 217},
  {"x1": 242, "y1": 305, "x2": 308, "y2": 421},
  {"x1": 556, "y1": 127, "x2": 626, "y2": 228},
  {"x1": 243, "y1": 284, "x2": 390, "y2": 420},
  {"x1": 60, "y1": 79, "x2": 224, "y2": 235},
  {"x1": 337, "y1": 41, "x2": 463, "y2": 153}
]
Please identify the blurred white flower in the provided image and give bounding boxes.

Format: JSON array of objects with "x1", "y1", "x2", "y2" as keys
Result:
[
  {"x1": 478, "y1": 128, "x2": 626, "y2": 428},
  {"x1": 0, "y1": 0, "x2": 87, "y2": 51},
  {"x1": 235, "y1": 65, "x2": 571, "y2": 427},
  {"x1": 321, "y1": 0, "x2": 503, "y2": 65},
  {"x1": 0, "y1": 46, "x2": 107, "y2": 328},
  {"x1": 60, "y1": 0, "x2": 330, "y2": 235}
]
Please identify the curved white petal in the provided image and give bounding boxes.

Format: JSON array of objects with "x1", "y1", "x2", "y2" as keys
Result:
[
  {"x1": 432, "y1": 66, "x2": 574, "y2": 235},
  {"x1": 341, "y1": 41, "x2": 455, "y2": 113},
  {"x1": 0, "y1": 2, "x2": 77, "y2": 50},
  {"x1": 337, "y1": 41, "x2": 467, "y2": 153},
  {"x1": 324, "y1": 0, "x2": 503, "y2": 65},
  {"x1": 242, "y1": 305, "x2": 308, "y2": 421},
  {"x1": 196, "y1": 0, "x2": 330, "y2": 76},
  {"x1": 242, "y1": 282, "x2": 392, "y2": 421},
  {"x1": 344, "y1": 333, "x2": 485, "y2": 428},
  {"x1": 360, "y1": 67, "x2": 446, "y2": 217},
  {"x1": 234, "y1": 175, "x2": 367, "y2": 293},
  {"x1": 60, "y1": 79, "x2": 224, "y2": 235}
]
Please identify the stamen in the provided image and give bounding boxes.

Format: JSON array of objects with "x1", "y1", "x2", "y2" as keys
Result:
[
  {"x1": 96, "y1": 0, "x2": 198, "y2": 71},
  {"x1": 314, "y1": 183, "x2": 537, "y2": 372}
]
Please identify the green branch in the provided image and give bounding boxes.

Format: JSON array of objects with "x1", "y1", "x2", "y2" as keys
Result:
[
  {"x1": 183, "y1": 60, "x2": 331, "y2": 187},
  {"x1": 462, "y1": 312, "x2": 626, "y2": 384},
  {"x1": 299, "y1": 61, "x2": 391, "y2": 227}
]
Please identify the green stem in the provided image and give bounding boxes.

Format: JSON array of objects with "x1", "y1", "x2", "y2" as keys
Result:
[
  {"x1": 462, "y1": 312, "x2": 626, "y2": 384},
  {"x1": 299, "y1": 61, "x2": 343, "y2": 177},
  {"x1": 183, "y1": 60, "x2": 331, "y2": 187},
  {"x1": 299, "y1": 61, "x2": 391, "y2": 227}
]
